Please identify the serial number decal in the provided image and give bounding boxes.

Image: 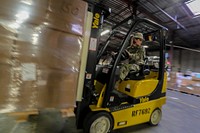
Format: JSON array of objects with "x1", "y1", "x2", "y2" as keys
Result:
[{"x1": 132, "y1": 108, "x2": 151, "y2": 117}]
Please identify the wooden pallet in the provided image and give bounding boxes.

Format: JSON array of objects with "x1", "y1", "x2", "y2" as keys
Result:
[
  {"x1": 168, "y1": 88, "x2": 200, "y2": 97},
  {"x1": 7, "y1": 108, "x2": 75, "y2": 122}
]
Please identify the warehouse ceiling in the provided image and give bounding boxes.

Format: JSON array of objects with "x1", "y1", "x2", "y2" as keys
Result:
[{"x1": 95, "y1": 0, "x2": 200, "y2": 50}]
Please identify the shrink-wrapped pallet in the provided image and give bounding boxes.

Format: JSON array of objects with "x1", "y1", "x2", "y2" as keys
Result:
[{"x1": 0, "y1": 0, "x2": 88, "y2": 113}]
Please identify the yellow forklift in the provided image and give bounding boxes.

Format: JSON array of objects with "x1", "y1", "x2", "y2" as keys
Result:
[{"x1": 75, "y1": 4, "x2": 168, "y2": 133}]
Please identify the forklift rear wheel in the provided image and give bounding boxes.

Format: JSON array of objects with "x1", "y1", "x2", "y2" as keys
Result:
[
  {"x1": 83, "y1": 112, "x2": 113, "y2": 133},
  {"x1": 149, "y1": 108, "x2": 162, "y2": 126}
]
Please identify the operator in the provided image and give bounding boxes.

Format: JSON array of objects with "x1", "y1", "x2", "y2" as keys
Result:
[{"x1": 119, "y1": 32, "x2": 145, "y2": 80}]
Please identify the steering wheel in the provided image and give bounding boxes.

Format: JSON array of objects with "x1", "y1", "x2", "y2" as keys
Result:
[{"x1": 121, "y1": 50, "x2": 129, "y2": 61}]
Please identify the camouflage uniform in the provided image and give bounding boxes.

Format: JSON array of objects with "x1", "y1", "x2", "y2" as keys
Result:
[{"x1": 120, "y1": 45, "x2": 145, "y2": 80}]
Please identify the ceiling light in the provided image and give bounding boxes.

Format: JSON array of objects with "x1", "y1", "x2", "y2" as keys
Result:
[
  {"x1": 118, "y1": 31, "x2": 126, "y2": 35},
  {"x1": 101, "y1": 29, "x2": 110, "y2": 36},
  {"x1": 185, "y1": 0, "x2": 200, "y2": 16},
  {"x1": 143, "y1": 45, "x2": 149, "y2": 48}
]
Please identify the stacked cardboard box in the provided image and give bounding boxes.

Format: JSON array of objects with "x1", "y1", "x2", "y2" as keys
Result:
[
  {"x1": 167, "y1": 72, "x2": 200, "y2": 96},
  {"x1": 0, "y1": 0, "x2": 87, "y2": 113},
  {"x1": 192, "y1": 73, "x2": 200, "y2": 81},
  {"x1": 167, "y1": 72, "x2": 178, "y2": 89}
]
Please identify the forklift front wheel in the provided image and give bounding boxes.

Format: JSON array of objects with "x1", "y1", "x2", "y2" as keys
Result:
[
  {"x1": 83, "y1": 112, "x2": 113, "y2": 133},
  {"x1": 149, "y1": 108, "x2": 162, "y2": 126}
]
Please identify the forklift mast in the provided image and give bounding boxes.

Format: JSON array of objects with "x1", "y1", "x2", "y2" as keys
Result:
[{"x1": 75, "y1": 3, "x2": 111, "y2": 128}]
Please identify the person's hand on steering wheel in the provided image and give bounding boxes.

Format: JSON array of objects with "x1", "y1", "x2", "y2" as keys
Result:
[{"x1": 121, "y1": 50, "x2": 129, "y2": 60}]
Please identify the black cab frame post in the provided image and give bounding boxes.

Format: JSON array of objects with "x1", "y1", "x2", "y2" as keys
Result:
[
  {"x1": 75, "y1": 5, "x2": 102, "y2": 129},
  {"x1": 76, "y1": 4, "x2": 111, "y2": 128},
  {"x1": 97, "y1": 16, "x2": 134, "y2": 63},
  {"x1": 97, "y1": 32, "x2": 115, "y2": 61}
]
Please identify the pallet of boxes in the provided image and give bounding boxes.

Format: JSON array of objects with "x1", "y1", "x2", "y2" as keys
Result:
[
  {"x1": 0, "y1": 0, "x2": 88, "y2": 132},
  {"x1": 191, "y1": 73, "x2": 200, "y2": 96},
  {"x1": 167, "y1": 71, "x2": 178, "y2": 90}
]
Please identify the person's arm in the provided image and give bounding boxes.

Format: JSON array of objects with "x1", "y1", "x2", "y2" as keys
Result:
[
  {"x1": 126, "y1": 48, "x2": 145, "y2": 64},
  {"x1": 126, "y1": 49, "x2": 144, "y2": 60}
]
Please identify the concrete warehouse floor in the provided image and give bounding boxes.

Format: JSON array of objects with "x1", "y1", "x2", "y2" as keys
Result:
[
  {"x1": 1, "y1": 90, "x2": 200, "y2": 133},
  {"x1": 62, "y1": 90, "x2": 200, "y2": 133}
]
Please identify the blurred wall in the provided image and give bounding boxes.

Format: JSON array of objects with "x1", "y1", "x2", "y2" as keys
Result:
[{"x1": 167, "y1": 49, "x2": 200, "y2": 73}]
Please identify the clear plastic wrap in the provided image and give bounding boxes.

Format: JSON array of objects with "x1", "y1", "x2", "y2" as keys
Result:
[{"x1": 0, "y1": 0, "x2": 87, "y2": 113}]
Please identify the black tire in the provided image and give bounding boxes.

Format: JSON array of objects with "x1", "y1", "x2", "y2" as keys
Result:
[
  {"x1": 83, "y1": 111, "x2": 113, "y2": 133},
  {"x1": 149, "y1": 108, "x2": 162, "y2": 126}
]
